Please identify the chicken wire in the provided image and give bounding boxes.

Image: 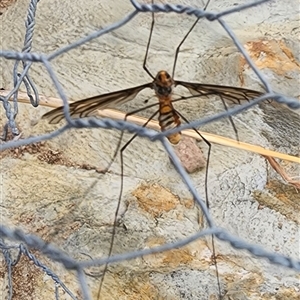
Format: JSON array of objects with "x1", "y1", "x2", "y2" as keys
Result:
[{"x1": 1, "y1": 0, "x2": 300, "y2": 299}]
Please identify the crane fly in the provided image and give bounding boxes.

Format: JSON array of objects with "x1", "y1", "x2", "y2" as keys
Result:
[
  {"x1": 43, "y1": 70, "x2": 262, "y2": 144},
  {"x1": 42, "y1": 1, "x2": 266, "y2": 299},
  {"x1": 42, "y1": 61, "x2": 265, "y2": 300}
]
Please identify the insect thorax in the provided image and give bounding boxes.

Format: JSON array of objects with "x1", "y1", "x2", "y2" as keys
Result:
[{"x1": 153, "y1": 70, "x2": 174, "y2": 97}]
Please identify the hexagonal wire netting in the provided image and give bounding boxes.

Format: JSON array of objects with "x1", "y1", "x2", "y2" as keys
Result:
[{"x1": 1, "y1": 0, "x2": 299, "y2": 299}]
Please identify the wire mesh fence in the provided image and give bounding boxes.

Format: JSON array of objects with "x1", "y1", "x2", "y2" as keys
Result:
[{"x1": 1, "y1": 0, "x2": 300, "y2": 299}]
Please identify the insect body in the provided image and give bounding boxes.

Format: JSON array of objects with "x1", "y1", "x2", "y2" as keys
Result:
[
  {"x1": 151, "y1": 70, "x2": 181, "y2": 144},
  {"x1": 43, "y1": 69, "x2": 263, "y2": 145}
]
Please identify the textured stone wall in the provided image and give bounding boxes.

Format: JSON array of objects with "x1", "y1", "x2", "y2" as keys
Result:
[{"x1": 1, "y1": 0, "x2": 299, "y2": 299}]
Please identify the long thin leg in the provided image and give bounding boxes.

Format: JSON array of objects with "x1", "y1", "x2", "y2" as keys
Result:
[
  {"x1": 219, "y1": 94, "x2": 240, "y2": 142},
  {"x1": 172, "y1": 0, "x2": 211, "y2": 78},
  {"x1": 175, "y1": 109, "x2": 222, "y2": 299},
  {"x1": 171, "y1": 92, "x2": 240, "y2": 142},
  {"x1": 96, "y1": 108, "x2": 160, "y2": 299},
  {"x1": 100, "y1": 100, "x2": 160, "y2": 174},
  {"x1": 143, "y1": 0, "x2": 155, "y2": 79}
]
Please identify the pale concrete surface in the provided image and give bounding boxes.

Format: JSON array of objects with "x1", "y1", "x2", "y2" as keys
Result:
[{"x1": 1, "y1": 0, "x2": 299, "y2": 299}]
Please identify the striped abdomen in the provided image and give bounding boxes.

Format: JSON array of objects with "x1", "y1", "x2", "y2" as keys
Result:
[{"x1": 158, "y1": 96, "x2": 181, "y2": 144}]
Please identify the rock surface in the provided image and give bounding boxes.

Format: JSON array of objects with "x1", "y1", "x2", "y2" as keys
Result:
[{"x1": 1, "y1": 0, "x2": 299, "y2": 299}]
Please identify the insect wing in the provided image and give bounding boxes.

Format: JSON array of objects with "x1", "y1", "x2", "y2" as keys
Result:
[
  {"x1": 43, "y1": 82, "x2": 152, "y2": 124},
  {"x1": 175, "y1": 80, "x2": 264, "y2": 105}
]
